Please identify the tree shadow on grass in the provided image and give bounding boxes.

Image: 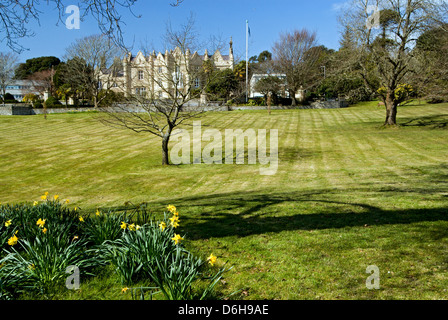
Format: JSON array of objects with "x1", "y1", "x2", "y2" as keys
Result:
[
  {"x1": 105, "y1": 163, "x2": 448, "y2": 240},
  {"x1": 401, "y1": 114, "x2": 448, "y2": 129},
  {"x1": 127, "y1": 188, "x2": 448, "y2": 241}
]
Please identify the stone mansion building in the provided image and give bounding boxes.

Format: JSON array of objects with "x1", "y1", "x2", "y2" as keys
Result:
[{"x1": 100, "y1": 38, "x2": 235, "y2": 99}]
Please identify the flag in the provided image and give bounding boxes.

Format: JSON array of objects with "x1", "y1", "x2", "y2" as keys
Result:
[{"x1": 246, "y1": 20, "x2": 250, "y2": 103}]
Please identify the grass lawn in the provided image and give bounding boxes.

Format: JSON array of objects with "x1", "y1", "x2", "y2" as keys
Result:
[{"x1": 1, "y1": 101, "x2": 448, "y2": 300}]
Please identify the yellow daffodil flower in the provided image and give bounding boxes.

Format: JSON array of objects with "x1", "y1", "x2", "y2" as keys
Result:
[
  {"x1": 40, "y1": 195, "x2": 47, "y2": 201},
  {"x1": 42, "y1": 228, "x2": 47, "y2": 234},
  {"x1": 36, "y1": 218, "x2": 46, "y2": 228},
  {"x1": 65, "y1": 199, "x2": 70, "y2": 204},
  {"x1": 79, "y1": 216, "x2": 85, "y2": 222},
  {"x1": 73, "y1": 236, "x2": 79, "y2": 241},
  {"x1": 121, "y1": 287, "x2": 129, "y2": 294},
  {"x1": 33, "y1": 201, "x2": 38, "y2": 206},
  {"x1": 4, "y1": 220, "x2": 12, "y2": 227},
  {"x1": 54, "y1": 195, "x2": 59, "y2": 201},
  {"x1": 44, "y1": 192, "x2": 49, "y2": 196},
  {"x1": 159, "y1": 222, "x2": 167, "y2": 231},
  {"x1": 8, "y1": 235, "x2": 18, "y2": 246},
  {"x1": 173, "y1": 211, "x2": 179, "y2": 217},
  {"x1": 128, "y1": 224, "x2": 136, "y2": 231},
  {"x1": 169, "y1": 215, "x2": 180, "y2": 228},
  {"x1": 136, "y1": 225, "x2": 141, "y2": 231},
  {"x1": 207, "y1": 254, "x2": 217, "y2": 266},
  {"x1": 167, "y1": 205, "x2": 176, "y2": 213},
  {"x1": 120, "y1": 222, "x2": 127, "y2": 230},
  {"x1": 95, "y1": 209, "x2": 100, "y2": 216},
  {"x1": 171, "y1": 234, "x2": 184, "y2": 245}
]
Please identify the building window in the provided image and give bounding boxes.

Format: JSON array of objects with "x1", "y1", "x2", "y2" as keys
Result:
[
  {"x1": 174, "y1": 73, "x2": 183, "y2": 88},
  {"x1": 135, "y1": 87, "x2": 147, "y2": 96},
  {"x1": 138, "y1": 70, "x2": 144, "y2": 80},
  {"x1": 194, "y1": 78, "x2": 200, "y2": 88}
]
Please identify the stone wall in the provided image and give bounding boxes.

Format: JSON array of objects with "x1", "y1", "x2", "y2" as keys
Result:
[
  {"x1": 32, "y1": 107, "x2": 95, "y2": 115},
  {"x1": 0, "y1": 100, "x2": 350, "y2": 116},
  {"x1": 0, "y1": 106, "x2": 13, "y2": 115},
  {"x1": 229, "y1": 105, "x2": 310, "y2": 111},
  {"x1": 310, "y1": 100, "x2": 349, "y2": 109},
  {"x1": 0, "y1": 105, "x2": 95, "y2": 115},
  {"x1": 0, "y1": 105, "x2": 33, "y2": 115}
]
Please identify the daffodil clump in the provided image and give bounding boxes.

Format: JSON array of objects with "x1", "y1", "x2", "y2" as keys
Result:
[
  {"x1": 97, "y1": 205, "x2": 231, "y2": 300},
  {"x1": 1, "y1": 193, "x2": 74, "y2": 253},
  {"x1": 0, "y1": 198, "x2": 231, "y2": 301},
  {"x1": 0, "y1": 193, "x2": 96, "y2": 299}
]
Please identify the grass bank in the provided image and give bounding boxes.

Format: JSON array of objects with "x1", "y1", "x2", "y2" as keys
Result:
[{"x1": 1, "y1": 101, "x2": 447, "y2": 299}]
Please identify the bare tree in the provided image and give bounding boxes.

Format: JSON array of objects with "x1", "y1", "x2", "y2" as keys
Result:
[
  {"x1": 0, "y1": 0, "x2": 183, "y2": 53},
  {"x1": 412, "y1": 24, "x2": 448, "y2": 102},
  {"x1": 0, "y1": 52, "x2": 18, "y2": 103},
  {"x1": 99, "y1": 17, "x2": 225, "y2": 165},
  {"x1": 253, "y1": 75, "x2": 285, "y2": 109},
  {"x1": 27, "y1": 69, "x2": 54, "y2": 98},
  {"x1": 64, "y1": 35, "x2": 124, "y2": 108},
  {"x1": 340, "y1": 0, "x2": 448, "y2": 125},
  {"x1": 272, "y1": 29, "x2": 321, "y2": 106}
]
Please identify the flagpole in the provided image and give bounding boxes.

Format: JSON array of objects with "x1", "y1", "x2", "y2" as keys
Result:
[{"x1": 246, "y1": 20, "x2": 249, "y2": 103}]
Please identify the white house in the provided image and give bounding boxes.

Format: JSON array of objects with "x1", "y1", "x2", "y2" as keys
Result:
[
  {"x1": 250, "y1": 74, "x2": 308, "y2": 102},
  {"x1": 3, "y1": 80, "x2": 46, "y2": 102},
  {"x1": 249, "y1": 73, "x2": 287, "y2": 98}
]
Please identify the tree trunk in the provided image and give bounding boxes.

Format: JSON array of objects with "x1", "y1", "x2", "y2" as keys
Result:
[
  {"x1": 43, "y1": 100, "x2": 47, "y2": 120},
  {"x1": 384, "y1": 91, "x2": 398, "y2": 126},
  {"x1": 290, "y1": 90, "x2": 297, "y2": 106},
  {"x1": 1, "y1": 88, "x2": 5, "y2": 105},
  {"x1": 162, "y1": 135, "x2": 170, "y2": 166},
  {"x1": 267, "y1": 92, "x2": 272, "y2": 115}
]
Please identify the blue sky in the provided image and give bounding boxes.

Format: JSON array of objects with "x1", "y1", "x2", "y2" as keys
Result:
[{"x1": 13, "y1": 0, "x2": 346, "y2": 63}]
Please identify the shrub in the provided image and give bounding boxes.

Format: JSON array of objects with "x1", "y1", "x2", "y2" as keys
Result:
[
  {"x1": 427, "y1": 97, "x2": 445, "y2": 104},
  {"x1": 44, "y1": 96, "x2": 62, "y2": 108},
  {"x1": 23, "y1": 93, "x2": 39, "y2": 107},
  {"x1": 1, "y1": 93, "x2": 17, "y2": 104},
  {"x1": 33, "y1": 100, "x2": 43, "y2": 109},
  {"x1": 246, "y1": 98, "x2": 263, "y2": 106},
  {"x1": 98, "y1": 90, "x2": 126, "y2": 108}
]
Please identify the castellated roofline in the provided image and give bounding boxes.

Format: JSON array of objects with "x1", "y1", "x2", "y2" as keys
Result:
[{"x1": 123, "y1": 37, "x2": 234, "y2": 64}]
